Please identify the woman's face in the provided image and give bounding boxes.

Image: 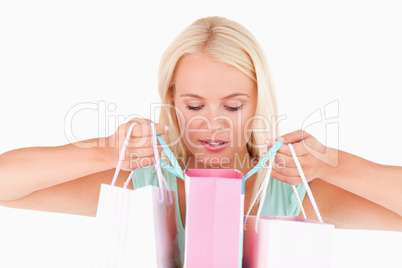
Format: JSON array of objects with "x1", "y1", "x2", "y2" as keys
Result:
[{"x1": 173, "y1": 53, "x2": 258, "y2": 169}]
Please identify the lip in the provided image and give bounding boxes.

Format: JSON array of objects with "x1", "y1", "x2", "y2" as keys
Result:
[{"x1": 200, "y1": 139, "x2": 230, "y2": 153}]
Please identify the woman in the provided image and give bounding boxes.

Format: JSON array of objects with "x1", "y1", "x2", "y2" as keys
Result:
[{"x1": 0, "y1": 16, "x2": 401, "y2": 266}]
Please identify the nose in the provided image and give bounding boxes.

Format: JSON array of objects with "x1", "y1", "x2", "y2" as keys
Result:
[{"x1": 209, "y1": 114, "x2": 230, "y2": 132}]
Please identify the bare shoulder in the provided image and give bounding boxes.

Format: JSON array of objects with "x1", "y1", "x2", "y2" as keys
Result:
[{"x1": 0, "y1": 169, "x2": 133, "y2": 217}]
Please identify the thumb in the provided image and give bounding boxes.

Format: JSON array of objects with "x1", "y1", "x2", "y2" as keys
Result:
[
  {"x1": 276, "y1": 130, "x2": 311, "y2": 144},
  {"x1": 264, "y1": 138, "x2": 275, "y2": 150}
]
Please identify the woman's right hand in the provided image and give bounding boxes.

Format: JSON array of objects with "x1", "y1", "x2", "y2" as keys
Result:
[{"x1": 106, "y1": 118, "x2": 169, "y2": 171}]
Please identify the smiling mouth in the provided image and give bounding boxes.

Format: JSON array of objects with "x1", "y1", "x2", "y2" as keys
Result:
[
  {"x1": 205, "y1": 141, "x2": 225, "y2": 145},
  {"x1": 199, "y1": 139, "x2": 230, "y2": 152},
  {"x1": 200, "y1": 139, "x2": 228, "y2": 145}
]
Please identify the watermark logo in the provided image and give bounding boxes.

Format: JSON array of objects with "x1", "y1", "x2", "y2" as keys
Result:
[
  {"x1": 63, "y1": 100, "x2": 340, "y2": 170},
  {"x1": 300, "y1": 100, "x2": 339, "y2": 167}
]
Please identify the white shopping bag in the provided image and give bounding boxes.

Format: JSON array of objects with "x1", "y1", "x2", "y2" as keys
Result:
[
  {"x1": 243, "y1": 144, "x2": 334, "y2": 268},
  {"x1": 92, "y1": 123, "x2": 180, "y2": 268},
  {"x1": 243, "y1": 215, "x2": 334, "y2": 268},
  {"x1": 93, "y1": 185, "x2": 179, "y2": 267}
]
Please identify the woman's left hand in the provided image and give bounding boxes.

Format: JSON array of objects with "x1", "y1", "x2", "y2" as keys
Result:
[{"x1": 266, "y1": 130, "x2": 335, "y2": 185}]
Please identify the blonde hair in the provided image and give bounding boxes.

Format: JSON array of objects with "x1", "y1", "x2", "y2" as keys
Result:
[{"x1": 158, "y1": 16, "x2": 280, "y2": 207}]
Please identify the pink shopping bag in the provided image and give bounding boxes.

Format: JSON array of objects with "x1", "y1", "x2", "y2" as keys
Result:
[
  {"x1": 182, "y1": 169, "x2": 245, "y2": 268},
  {"x1": 243, "y1": 144, "x2": 335, "y2": 268},
  {"x1": 162, "y1": 145, "x2": 283, "y2": 267},
  {"x1": 93, "y1": 123, "x2": 180, "y2": 267},
  {"x1": 156, "y1": 135, "x2": 284, "y2": 268}
]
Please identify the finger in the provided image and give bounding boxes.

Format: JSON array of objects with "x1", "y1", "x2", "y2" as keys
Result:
[
  {"x1": 131, "y1": 122, "x2": 168, "y2": 137},
  {"x1": 158, "y1": 133, "x2": 168, "y2": 145},
  {"x1": 272, "y1": 163, "x2": 301, "y2": 177},
  {"x1": 276, "y1": 130, "x2": 311, "y2": 144},
  {"x1": 130, "y1": 122, "x2": 168, "y2": 137},
  {"x1": 128, "y1": 118, "x2": 152, "y2": 124},
  {"x1": 126, "y1": 118, "x2": 151, "y2": 132},
  {"x1": 126, "y1": 146, "x2": 164, "y2": 159},
  {"x1": 127, "y1": 135, "x2": 152, "y2": 148},
  {"x1": 276, "y1": 142, "x2": 309, "y2": 157},
  {"x1": 264, "y1": 137, "x2": 277, "y2": 149},
  {"x1": 274, "y1": 152, "x2": 308, "y2": 168},
  {"x1": 127, "y1": 135, "x2": 168, "y2": 150},
  {"x1": 271, "y1": 169, "x2": 302, "y2": 185},
  {"x1": 263, "y1": 138, "x2": 281, "y2": 159}
]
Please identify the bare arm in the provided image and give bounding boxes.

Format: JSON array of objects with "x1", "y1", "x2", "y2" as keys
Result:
[
  {"x1": 0, "y1": 168, "x2": 132, "y2": 217},
  {"x1": 322, "y1": 148, "x2": 402, "y2": 216},
  {"x1": 301, "y1": 179, "x2": 402, "y2": 232},
  {"x1": 0, "y1": 119, "x2": 168, "y2": 216},
  {"x1": 0, "y1": 138, "x2": 113, "y2": 200},
  {"x1": 0, "y1": 139, "x2": 122, "y2": 217},
  {"x1": 270, "y1": 130, "x2": 402, "y2": 231}
]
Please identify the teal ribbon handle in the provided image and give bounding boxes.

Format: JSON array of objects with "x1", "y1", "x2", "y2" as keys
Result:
[
  {"x1": 157, "y1": 135, "x2": 184, "y2": 180},
  {"x1": 244, "y1": 141, "x2": 283, "y2": 181}
]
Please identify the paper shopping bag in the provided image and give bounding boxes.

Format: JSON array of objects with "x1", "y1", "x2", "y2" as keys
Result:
[
  {"x1": 93, "y1": 185, "x2": 180, "y2": 268},
  {"x1": 93, "y1": 122, "x2": 180, "y2": 267},
  {"x1": 243, "y1": 216, "x2": 334, "y2": 268},
  {"x1": 243, "y1": 144, "x2": 335, "y2": 268},
  {"x1": 182, "y1": 169, "x2": 245, "y2": 268},
  {"x1": 155, "y1": 133, "x2": 284, "y2": 268}
]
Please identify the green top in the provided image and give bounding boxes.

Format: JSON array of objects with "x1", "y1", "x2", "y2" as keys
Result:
[{"x1": 132, "y1": 165, "x2": 306, "y2": 266}]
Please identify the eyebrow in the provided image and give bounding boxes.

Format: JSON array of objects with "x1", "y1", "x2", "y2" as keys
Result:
[{"x1": 179, "y1": 93, "x2": 249, "y2": 100}]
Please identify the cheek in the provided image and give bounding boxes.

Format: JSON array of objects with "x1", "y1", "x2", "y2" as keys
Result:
[
  {"x1": 175, "y1": 105, "x2": 189, "y2": 131},
  {"x1": 236, "y1": 109, "x2": 255, "y2": 142},
  {"x1": 176, "y1": 109, "x2": 203, "y2": 145}
]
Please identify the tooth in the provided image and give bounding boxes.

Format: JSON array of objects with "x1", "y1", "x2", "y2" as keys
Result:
[{"x1": 206, "y1": 141, "x2": 224, "y2": 145}]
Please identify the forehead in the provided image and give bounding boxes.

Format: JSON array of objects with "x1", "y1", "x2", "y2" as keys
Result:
[{"x1": 174, "y1": 53, "x2": 256, "y2": 97}]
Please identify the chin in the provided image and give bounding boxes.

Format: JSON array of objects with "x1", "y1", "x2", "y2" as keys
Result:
[{"x1": 190, "y1": 150, "x2": 234, "y2": 169}]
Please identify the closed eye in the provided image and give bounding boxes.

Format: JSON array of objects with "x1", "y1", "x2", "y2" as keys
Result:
[
  {"x1": 225, "y1": 105, "x2": 242, "y2": 111},
  {"x1": 186, "y1": 105, "x2": 204, "y2": 111},
  {"x1": 186, "y1": 105, "x2": 243, "y2": 112}
]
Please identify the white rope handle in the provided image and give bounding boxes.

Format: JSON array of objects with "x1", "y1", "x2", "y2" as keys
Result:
[
  {"x1": 150, "y1": 123, "x2": 173, "y2": 205},
  {"x1": 288, "y1": 144, "x2": 323, "y2": 223},
  {"x1": 292, "y1": 184, "x2": 306, "y2": 219},
  {"x1": 111, "y1": 123, "x2": 137, "y2": 186},
  {"x1": 244, "y1": 143, "x2": 324, "y2": 233},
  {"x1": 110, "y1": 122, "x2": 173, "y2": 205},
  {"x1": 244, "y1": 153, "x2": 275, "y2": 232}
]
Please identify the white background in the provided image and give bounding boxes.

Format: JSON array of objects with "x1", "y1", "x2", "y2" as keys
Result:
[{"x1": 0, "y1": 0, "x2": 401, "y2": 267}]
